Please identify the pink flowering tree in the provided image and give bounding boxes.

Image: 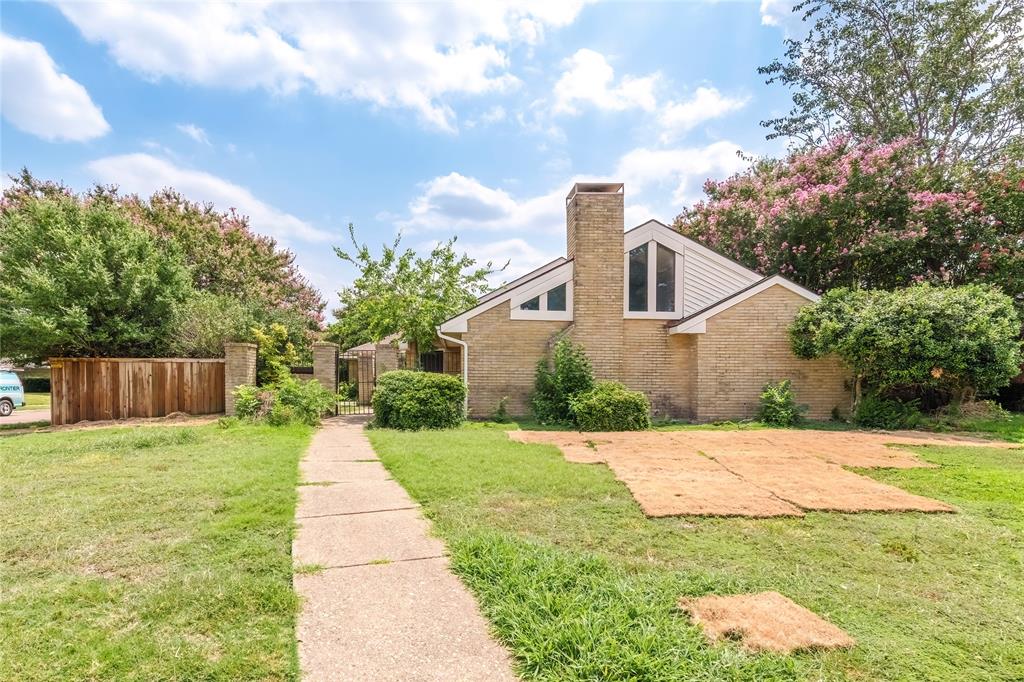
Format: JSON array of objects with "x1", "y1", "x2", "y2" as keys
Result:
[{"x1": 673, "y1": 137, "x2": 1024, "y2": 309}]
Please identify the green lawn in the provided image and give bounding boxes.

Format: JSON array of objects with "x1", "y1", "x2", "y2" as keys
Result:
[
  {"x1": 22, "y1": 392, "x2": 50, "y2": 410},
  {"x1": 368, "y1": 422, "x2": 1024, "y2": 681},
  {"x1": 0, "y1": 422, "x2": 312, "y2": 681}
]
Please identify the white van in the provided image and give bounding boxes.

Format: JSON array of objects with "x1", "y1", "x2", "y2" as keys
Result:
[{"x1": 0, "y1": 370, "x2": 26, "y2": 417}]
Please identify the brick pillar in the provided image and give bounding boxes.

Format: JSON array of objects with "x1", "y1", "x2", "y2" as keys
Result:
[
  {"x1": 224, "y1": 342, "x2": 257, "y2": 416},
  {"x1": 312, "y1": 342, "x2": 339, "y2": 394},
  {"x1": 374, "y1": 343, "x2": 399, "y2": 377},
  {"x1": 566, "y1": 183, "x2": 625, "y2": 380}
]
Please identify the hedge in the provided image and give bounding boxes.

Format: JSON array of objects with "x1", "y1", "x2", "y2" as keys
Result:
[
  {"x1": 372, "y1": 370, "x2": 466, "y2": 430},
  {"x1": 569, "y1": 381, "x2": 651, "y2": 432}
]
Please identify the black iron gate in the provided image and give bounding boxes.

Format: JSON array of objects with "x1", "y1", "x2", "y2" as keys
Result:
[{"x1": 338, "y1": 349, "x2": 375, "y2": 415}]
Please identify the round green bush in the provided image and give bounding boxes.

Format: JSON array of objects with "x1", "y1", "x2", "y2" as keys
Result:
[
  {"x1": 569, "y1": 381, "x2": 651, "y2": 432},
  {"x1": 372, "y1": 370, "x2": 466, "y2": 430}
]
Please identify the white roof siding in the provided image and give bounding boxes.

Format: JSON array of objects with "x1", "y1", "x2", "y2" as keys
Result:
[{"x1": 683, "y1": 248, "x2": 761, "y2": 316}]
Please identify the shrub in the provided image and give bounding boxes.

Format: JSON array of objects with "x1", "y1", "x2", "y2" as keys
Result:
[
  {"x1": 532, "y1": 338, "x2": 594, "y2": 424},
  {"x1": 491, "y1": 397, "x2": 511, "y2": 424},
  {"x1": 569, "y1": 381, "x2": 651, "y2": 432},
  {"x1": 372, "y1": 370, "x2": 465, "y2": 430},
  {"x1": 232, "y1": 375, "x2": 336, "y2": 426},
  {"x1": 854, "y1": 393, "x2": 922, "y2": 430},
  {"x1": 757, "y1": 379, "x2": 807, "y2": 427},
  {"x1": 233, "y1": 384, "x2": 273, "y2": 421},
  {"x1": 791, "y1": 284, "x2": 1023, "y2": 409},
  {"x1": 22, "y1": 377, "x2": 50, "y2": 393}
]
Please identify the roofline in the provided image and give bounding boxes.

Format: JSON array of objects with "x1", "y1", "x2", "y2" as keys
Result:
[
  {"x1": 665, "y1": 275, "x2": 820, "y2": 333},
  {"x1": 439, "y1": 258, "x2": 574, "y2": 331},
  {"x1": 626, "y1": 218, "x2": 763, "y2": 279},
  {"x1": 476, "y1": 257, "x2": 567, "y2": 305}
]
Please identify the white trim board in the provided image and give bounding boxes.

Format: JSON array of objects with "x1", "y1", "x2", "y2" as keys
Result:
[
  {"x1": 667, "y1": 276, "x2": 820, "y2": 334},
  {"x1": 439, "y1": 260, "x2": 574, "y2": 333}
]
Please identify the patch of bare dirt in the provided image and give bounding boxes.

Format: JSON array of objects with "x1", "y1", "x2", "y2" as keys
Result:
[
  {"x1": 509, "y1": 428, "x2": 1007, "y2": 517},
  {"x1": 679, "y1": 591, "x2": 855, "y2": 653}
]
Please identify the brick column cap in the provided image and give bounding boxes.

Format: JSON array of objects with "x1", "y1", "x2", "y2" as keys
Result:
[
  {"x1": 223, "y1": 342, "x2": 257, "y2": 349},
  {"x1": 313, "y1": 341, "x2": 340, "y2": 348}
]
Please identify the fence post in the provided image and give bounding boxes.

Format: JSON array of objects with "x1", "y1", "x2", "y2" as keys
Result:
[
  {"x1": 224, "y1": 342, "x2": 257, "y2": 416},
  {"x1": 312, "y1": 343, "x2": 339, "y2": 413}
]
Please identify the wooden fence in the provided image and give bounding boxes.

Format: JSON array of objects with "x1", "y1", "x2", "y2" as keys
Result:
[{"x1": 50, "y1": 357, "x2": 225, "y2": 426}]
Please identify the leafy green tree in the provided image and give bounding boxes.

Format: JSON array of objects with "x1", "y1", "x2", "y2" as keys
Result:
[
  {"x1": 328, "y1": 224, "x2": 497, "y2": 354},
  {"x1": 252, "y1": 323, "x2": 300, "y2": 385},
  {"x1": 760, "y1": 0, "x2": 1024, "y2": 169},
  {"x1": 0, "y1": 186, "x2": 193, "y2": 360},
  {"x1": 168, "y1": 292, "x2": 257, "y2": 358},
  {"x1": 790, "y1": 284, "x2": 1023, "y2": 408}
]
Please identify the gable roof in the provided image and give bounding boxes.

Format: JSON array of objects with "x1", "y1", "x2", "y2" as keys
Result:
[
  {"x1": 666, "y1": 275, "x2": 820, "y2": 334},
  {"x1": 438, "y1": 258, "x2": 574, "y2": 333}
]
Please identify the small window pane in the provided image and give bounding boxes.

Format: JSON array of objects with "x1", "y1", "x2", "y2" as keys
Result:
[
  {"x1": 628, "y1": 245, "x2": 647, "y2": 312},
  {"x1": 656, "y1": 244, "x2": 675, "y2": 312},
  {"x1": 520, "y1": 296, "x2": 540, "y2": 311},
  {"x1": 547, "y1": 283, "x2": 566, "y2": 311}
]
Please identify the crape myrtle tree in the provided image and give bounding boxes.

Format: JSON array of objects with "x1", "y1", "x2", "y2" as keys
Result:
[
  {"x1": 760, "y1": 0, "x2": 1024, "y2": 171},
  {"x1": 673, "y1": 137, "x2": 1024, "y2": 309},
  {"x1": 0, "y1": 180, "x2": 192, "y2": 359},
  {"x1": 327, "y1": 224, "x2": 499, "y2": 356},
  {"x1": 0, "y1": 170, "x2": 327, "y2": 361}
]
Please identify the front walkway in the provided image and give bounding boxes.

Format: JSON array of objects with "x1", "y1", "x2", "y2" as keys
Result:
[{"x1": 293, "y1": 416, "x2": 515, "y2": 681}]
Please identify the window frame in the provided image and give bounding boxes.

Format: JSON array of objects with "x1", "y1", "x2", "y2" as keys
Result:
[
  {"x1": 509, "y1": 269, "x2": 574, "y2": 321},
  {"x1": 622, "y1": 239, "x2": 684, "y2": 319}
]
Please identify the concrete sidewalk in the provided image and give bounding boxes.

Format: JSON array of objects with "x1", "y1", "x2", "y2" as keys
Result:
[{"x1": 293, "y1": 416, "x2": 516, "y2": 681}]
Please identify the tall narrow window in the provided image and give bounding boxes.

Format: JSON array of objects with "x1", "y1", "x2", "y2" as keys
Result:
[
  {"x1": 655, "y1": 244, "x2": 675, "y2": 312},
  {"x1": 628, "y1": 245, "x2": 647, "y2": 311},
  {"x1": 547, "y1": 283, "x2": 567, "y2": 311}
]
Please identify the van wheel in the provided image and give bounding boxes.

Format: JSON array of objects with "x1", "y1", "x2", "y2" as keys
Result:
[{"x1": 0, "y1": 400, "x2": 12, "y2": 417}]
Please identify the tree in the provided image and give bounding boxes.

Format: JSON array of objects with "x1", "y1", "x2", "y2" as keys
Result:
[
  {"x1": 0, "y1": 186, "x2": 193, "y2": 360},
  {"x1": 328, "y1": 225, "x2": 497, "y2": 354},
  {"x1": 790, "y1": 285, "x2": 1023, "y2": 407},
  {"x1": 760, "y1": 0, "x2": 1024, "y2": 170},
  {"x1": 2, "y1": 170, "x2": 326, "y2": 361},
  {"x1": 673, "y1": 137, "x2": 1024, "y2": 309}
]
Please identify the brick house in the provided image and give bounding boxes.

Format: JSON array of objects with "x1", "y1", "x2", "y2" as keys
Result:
[{"x1": 435, "y1": 182, "x2": 850, "y2": 421}]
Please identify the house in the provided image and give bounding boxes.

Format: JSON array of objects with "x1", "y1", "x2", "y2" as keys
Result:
[{"x1": 434, "y1": 182, "x2": 850, "y2": 421}]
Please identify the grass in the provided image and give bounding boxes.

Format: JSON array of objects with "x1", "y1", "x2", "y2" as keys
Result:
[
  {"x1": 0, "y1": 421, "x2": 312, "y2": 681},
  {"x1": 22, "y1": 392, "x2": 50, "y2": 410},
  {"x1": 368, "y1": 421, "x2": 1024, "y2": 681}
]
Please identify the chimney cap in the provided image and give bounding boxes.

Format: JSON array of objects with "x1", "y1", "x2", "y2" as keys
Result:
[{"x1": 566, "y1": 182, "x2": 623, "y2": 203}]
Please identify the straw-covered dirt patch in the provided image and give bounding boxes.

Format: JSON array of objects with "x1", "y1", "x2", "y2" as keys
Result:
[
  {"x1": 508, "y1": 429, "x2": 1014, "y2": 517},
  {"x1": 679, "y1": 591, "x2": 855, "y2": 653}
]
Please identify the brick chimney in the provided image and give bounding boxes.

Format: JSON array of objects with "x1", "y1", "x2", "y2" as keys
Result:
[{"x1": 566, "y1": 182, "x2": 624, "y2": 380}]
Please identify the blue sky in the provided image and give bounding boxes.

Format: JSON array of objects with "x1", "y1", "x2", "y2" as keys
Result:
[{"x1": 0, "y1": 1, "x2": 800, "y2": 314}]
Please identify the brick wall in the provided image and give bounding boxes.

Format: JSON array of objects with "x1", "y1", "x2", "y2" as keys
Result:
[
  {"x1": 622, "y1": 320, "x2": 696, "y2": 419},
  {"x1": 223, "y1": 342, "x2": 257, "y2": 416},
  {"x1": 694, "y1": 284, "x2": 850, "y2": 421},
  {"x1": 374, "y1": 343, "x2": 400, "y2": 376},
  {"x1": 312, "y1": 342, "x2": 339, "y2": 394},
  {"x1": 463, "y1": 302, "x2": 569, "y2": 417},
  {"x1": 567, "y1": 188, "x2": 624, "y2": 381}
]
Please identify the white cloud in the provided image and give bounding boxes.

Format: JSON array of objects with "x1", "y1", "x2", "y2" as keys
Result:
[
  {"x1": 0, "y1": 32, "x2": 110, "y2": 142},
  {"x1": 553, "y1": 48, "x2": 659, "y2": 115},
  {"x1": 397, "y1": 172, "x2": 566, "y2": 235},
  {"x1": 615, "y1": 140, "x2": 748, "y2": 205},
  {"x1": 86, "y1": 153, "x2": 333, "y2": 244},
  {"x1": 658, "y1": 87, "x2": 750, "y2": 142},
  {"x1": 56, "y1": 1, "x2": 585, "y2": 132},
  {"x1": 176, "y1": 123, "x2": 210, "y2": 145},
  {"x1": 440, "y1": 237, "x2": 558, "y2": 287},
  {"x1": 760, "y1": 0, "x2": 803, "y2": 34},
  {"x1": 397, "y1": 140, "x2": 747, "y2": 239}
]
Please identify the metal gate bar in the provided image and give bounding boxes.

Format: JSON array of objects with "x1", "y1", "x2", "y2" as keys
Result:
[{"x1": 338, "y1": 349, "x2": 375, "y2": 415}]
